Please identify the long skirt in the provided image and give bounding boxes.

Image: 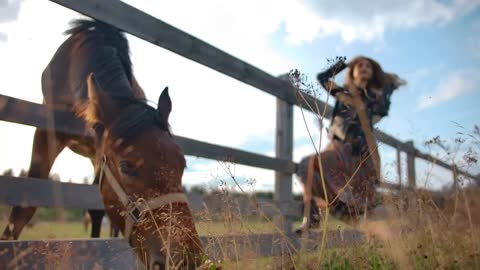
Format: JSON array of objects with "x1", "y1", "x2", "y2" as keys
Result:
[{"x1": 297, "y1": 141, "x2": 378, "y2": 219}]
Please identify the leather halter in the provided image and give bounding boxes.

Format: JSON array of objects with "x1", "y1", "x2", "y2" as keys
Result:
[{"x1": 98, "y1": 154, "x2": 189, "y2": 242}]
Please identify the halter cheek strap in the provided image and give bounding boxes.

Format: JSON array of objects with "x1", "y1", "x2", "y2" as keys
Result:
[{"x1": 98, "y1": 154, "x2": 189, "y2": 242}]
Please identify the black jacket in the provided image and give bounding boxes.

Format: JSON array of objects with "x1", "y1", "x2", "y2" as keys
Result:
[{"x1": 317, "y1": 61, "x2": 395, "y2": 155}]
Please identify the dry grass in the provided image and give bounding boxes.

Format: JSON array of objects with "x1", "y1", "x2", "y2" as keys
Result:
[{"x1": 1, "y1": 183, "x2": 479, "y2": 269}]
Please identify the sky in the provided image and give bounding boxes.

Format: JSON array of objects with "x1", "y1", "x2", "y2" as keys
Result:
[{"x1": 0, "y1": 0, "x2": 479, "y2": 193}]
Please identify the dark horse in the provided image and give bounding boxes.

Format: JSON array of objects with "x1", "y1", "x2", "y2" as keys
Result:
[{"x1": 1, "y1": 19, "x2": 205, "y2": 269}]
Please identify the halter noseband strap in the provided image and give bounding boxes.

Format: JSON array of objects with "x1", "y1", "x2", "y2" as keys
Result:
[{"x1": 98, "y1": 154, "x2": 189, "y2": 242}]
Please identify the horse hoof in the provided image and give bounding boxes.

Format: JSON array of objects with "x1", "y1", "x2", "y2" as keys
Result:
[{"x1": 294, "y1": 226, "x2": 308, "y2": 236}]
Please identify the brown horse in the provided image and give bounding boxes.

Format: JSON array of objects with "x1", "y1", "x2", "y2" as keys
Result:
[{"x1": 1, "y1": 19, "x2": 205, "y2": 269}]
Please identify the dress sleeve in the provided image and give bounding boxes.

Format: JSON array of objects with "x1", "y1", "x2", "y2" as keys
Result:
[
  {"x1": 317, "y1": 60, "x2": 348, "y2": 97},
  {"x1": 319, "y1": 79, "x2": 346, "y2": 97},
  {"x1": 368, "y1": 83, "x2": 394, "y2": 118}
]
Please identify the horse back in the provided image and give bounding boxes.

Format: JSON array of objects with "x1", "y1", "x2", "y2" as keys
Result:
[{"x1": 41, "y1": 19, "x2": 140, "y2": 113}]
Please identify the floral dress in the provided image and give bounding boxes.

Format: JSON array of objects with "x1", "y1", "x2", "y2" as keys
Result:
[{"x1": 297, "y1": 78, "x2": 395, "y2": 218}]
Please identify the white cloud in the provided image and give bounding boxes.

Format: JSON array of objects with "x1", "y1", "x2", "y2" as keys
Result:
[
  {"x1": 122, "y1": 0, "x2": 294, "y2": 73},
  {"x1": 0, "y1": 0, "x2": 23, "y2": 23},
  {"x1": 284, "y1": 0, "x2": 480, "y2": 44},
  {"x1": 0, "y1": 0, "x2": 24, "y2": 41},
  {"x1": 122, "y1": 0, "x2": 480, "y2": 47},
  {"x1": 417, "y1": 69, "x2": 480, "y2": 109}
]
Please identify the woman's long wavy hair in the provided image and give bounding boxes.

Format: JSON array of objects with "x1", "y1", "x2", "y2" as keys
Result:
[{"x1": 345, "y1": 56, "x2": 406, "y2": 92}]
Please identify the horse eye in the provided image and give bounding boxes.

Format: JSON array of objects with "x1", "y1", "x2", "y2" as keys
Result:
[
  {"x1": 92, "y1": 122, "x2": 104, "y2": 137},
  {"x1": 119, "y1": 161, "x2": 137, "y2": 176}
]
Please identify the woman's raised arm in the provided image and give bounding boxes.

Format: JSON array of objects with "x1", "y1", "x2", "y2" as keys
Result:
[{"x1": 317, "y1": 60, "x2": 348, "y2": 96}]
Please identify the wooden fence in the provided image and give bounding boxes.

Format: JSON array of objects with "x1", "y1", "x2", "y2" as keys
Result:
[{"x1": 0, "y1": 0, "x2": 479, "y2": 268}]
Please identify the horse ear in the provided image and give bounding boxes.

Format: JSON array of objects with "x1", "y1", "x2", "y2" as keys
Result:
[
  {"x1": 84, "y1": 73, "x2": 115, "y2": 126},
  {"x1": 157, "y1": 87, "x2": 171, "y2": 124}
]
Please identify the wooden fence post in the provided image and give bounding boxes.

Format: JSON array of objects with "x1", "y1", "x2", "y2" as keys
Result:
[
  {"x1": 452, "y1": 165, "x2": 459, "y2": 188},
  {"x1": 405, "y1": 140, "x2": 416, "y2": 189},
  {"x1": 274, "y1": 98, "x2": 293, "y2": 233},
  {"x1": 452, "y1": 165, "x2": 459, "y2": 201},
  {"x1": 396, "y1": 147, "x2": 402, "y2": 186}
]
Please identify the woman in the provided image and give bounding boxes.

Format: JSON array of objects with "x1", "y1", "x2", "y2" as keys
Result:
[{"x1": 296, "y1": 56, "x2": 405, "y2": 233}]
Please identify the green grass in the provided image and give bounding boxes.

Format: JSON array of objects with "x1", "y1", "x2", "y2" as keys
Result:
[
  {"x1": 0, "y1": 220, "x2": 282, "y2": 240},
  {"x1": 0, "y1": 218, "x2": 348, "y2": 240},
  {"x1": 0, "y1": 221, "x2": 110, "y2": 240}
]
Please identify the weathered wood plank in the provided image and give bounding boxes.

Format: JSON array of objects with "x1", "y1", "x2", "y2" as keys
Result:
[
  {"x1": 396, "y1": 148, "x2": 402, "y2": 186},
  {"x1": 379, "y1": 182, "x2": 401, "y2": 191},
  {"x1": 274, "y1": 99, "x2": 294, "y2": 233},
  {"x1": 405, "y1": 141, "x2": 416, "y2": 188},
  {"x1": 414, "y1": 150, "x2": 479, "y2": 181},
  {"x1": 0, "y1": 176, "x2": 103, "y2": 210},
  {"x1": 0, "y1": 94, "x2": 295, "y2": 173},
  {"x1": 0, "y1": 176, "x2": 304, "y2": 218},
  {"x1": 0, "y1": 238, "x2": 137, "y2": 270},
  {"x1": 0, "y1": 230, "x2": 364, "y2": 269},
  {"x1": 375, "y1": 130, "x2": 408, "y2": 151},
  {"x1": 176, "y1": 136, "x2": 296, "y2": 174},
  {"x1": 0, "y1": 94, "x2": 85, "y2": 136}
]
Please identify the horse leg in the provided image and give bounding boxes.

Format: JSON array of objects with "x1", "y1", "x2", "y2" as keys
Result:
[
  {"x1": 87, "y1": 159, "x2": 104, "y2": 238},
  {"x1": 1, "y1": 129, "x2": 66, "y2": 240},
  {"x1": 110, "y1": 222, "x2": 120, "y2": 238},
  {"x1": 88, "y1": 209, "x2": 104, "y2": 238}
]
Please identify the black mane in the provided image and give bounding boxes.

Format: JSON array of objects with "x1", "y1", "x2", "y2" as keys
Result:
[
  {"x1": 66, "y1": 19, "x2": 171, "y2": 139},
  {"x1": 109, "y1": 103, "x2": 172, "y2": 141},
  {"x1": 65, "y1": 19, "x2": 133, "y2": 84}
]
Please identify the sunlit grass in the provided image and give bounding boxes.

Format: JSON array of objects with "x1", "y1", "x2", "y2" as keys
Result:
[{"x1": 0, "y1": 216, "x2": 350, "y2": 240}]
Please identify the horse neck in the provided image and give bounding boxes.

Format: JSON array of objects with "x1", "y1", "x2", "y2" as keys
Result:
[{"x1": 92, "y1": 47, "x2": 135, "y2": 100}]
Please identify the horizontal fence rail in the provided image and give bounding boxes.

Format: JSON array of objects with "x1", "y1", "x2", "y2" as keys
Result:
[
  {"x1": 0, "y1": 94, "x2": 295, "y2": 174},
  {"x1": 0, "y1": 231, "x2": 365, "y2": 269},
  {"x1": 1, "y1": 92, "x2": 476, "y2": 183},
  {"x1": 0, "y1": 176, "x2": 103, "y2": 210},
  {"x1": 0, "y1": 176, "x2": 304, "y2": 217}
]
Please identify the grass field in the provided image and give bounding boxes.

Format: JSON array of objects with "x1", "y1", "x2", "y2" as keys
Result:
[
  {"x1": 0, "y1": 220, "x2": 379, "y2": 270},
  {"x1": 2, "y1": 187, "x2": 479, "y2": 270},
  {"x1": 0, "y1": 219, "x2": 353, "y2": 269},
  {"x1": 0, "y1": 218, "x2": 349, "y2": 240},
  {"x1": 0, "y1": 220, "x2": 282, "y2": 239}
]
